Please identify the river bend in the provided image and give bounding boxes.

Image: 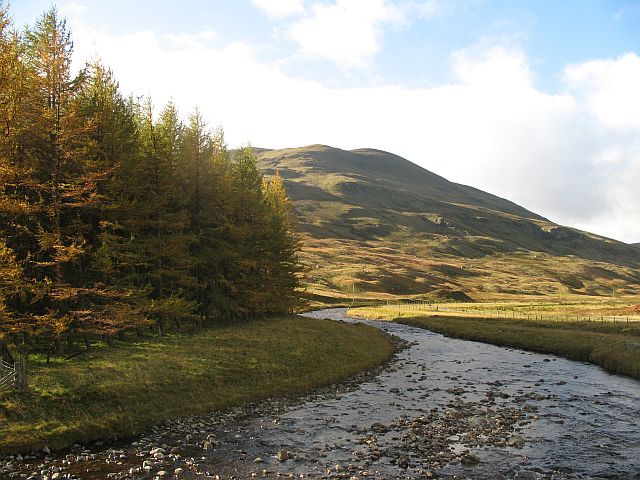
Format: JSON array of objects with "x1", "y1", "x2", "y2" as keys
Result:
[{"x1": 3, "y1": 308, "x2": 639, "y2": 479}]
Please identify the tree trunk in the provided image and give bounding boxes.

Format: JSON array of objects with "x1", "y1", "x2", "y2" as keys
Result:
[
  {"x1": 54, "y1": 336, "x2": 65, "y2": 355},
  {"x1": 117, "y1": 330, "x2": 126, "y2": 341},
  {"x1": 14, "y1": 355, "x2": 28, "y2": 390},
  {"x1": 0, "y1": 340, "x2": 14, "y2": 364},
  {"x1": 106, "y1": 335, "x2": 115, "y2": 347},
  {"x1": 83, "y1": 333, "x2": 91, "y2": 351}
]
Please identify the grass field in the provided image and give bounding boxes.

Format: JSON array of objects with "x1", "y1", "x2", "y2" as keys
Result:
[
  {"x1": 349, "y1": 304, "x2": 640, "y2": 380},
  {"x1": 0, "y1": 315, "x2": 394, "y2": 454},
  {"x1": 365, "y1": 298, "x2": 640, "y2": 322}
]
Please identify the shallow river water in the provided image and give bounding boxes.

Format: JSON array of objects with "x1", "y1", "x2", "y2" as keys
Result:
[{"x1": 3, "y1": 308, "x2": 640, "y2": 479}]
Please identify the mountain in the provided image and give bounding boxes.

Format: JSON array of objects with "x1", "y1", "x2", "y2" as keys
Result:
[{"x1": 255, "y1": 145, "x2": 640, "y2": 300}]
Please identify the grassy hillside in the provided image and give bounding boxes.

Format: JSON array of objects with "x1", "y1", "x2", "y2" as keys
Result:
[{"x1": 255, "y1": 145, "x2": 640, "y2": 300}]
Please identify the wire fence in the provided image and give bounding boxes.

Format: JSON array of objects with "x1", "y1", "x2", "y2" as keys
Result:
[
  {"x1": 0, "y1": 359, "x2": 17, "y2": 392},
  {"x1": 384, "y1": 300, "x2": 640, "y2": 324}
]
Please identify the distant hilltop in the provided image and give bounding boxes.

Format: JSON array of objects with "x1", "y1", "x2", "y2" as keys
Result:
[{"x1": 254, "y1": 144, "x2": 640, "y2": 298}]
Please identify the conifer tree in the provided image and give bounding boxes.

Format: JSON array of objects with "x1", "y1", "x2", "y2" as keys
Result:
[
  {"x1": 262, "y1": 172, "x2": 303, "y2": 312},
  {"x1": 180, "y1": 110, "x2": 211, "y2": 314},
  {"x1": 192, "y1": 129, "x2": 239, "y2": 320},
  {"x1": 72, "y1": 61, "x2": 150, "y2": 341},
  {"x1": 116, "y1": 100, "x2": 196, "y2": 334},
  {"x1": 0, "y1": 2, "x2": 305, "y2": 366},
  {"x1": 229, "y1": 146, "x2": 271, "y2": 315},
  {"x1": 0, "y1": 2, "x2": 37, "y2": 261},
  {"x1": 20, "y1": 7, "x2": 93, "y2": 353}
]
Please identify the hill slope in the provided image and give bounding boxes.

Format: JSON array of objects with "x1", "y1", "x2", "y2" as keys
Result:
[{"x1": 255, "y1": 145, "x2": 640, "y2": 300}]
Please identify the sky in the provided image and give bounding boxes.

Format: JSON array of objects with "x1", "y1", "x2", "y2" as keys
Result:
[{"x1": 10, "y1": 0, "x2": 640, "y2": 243}]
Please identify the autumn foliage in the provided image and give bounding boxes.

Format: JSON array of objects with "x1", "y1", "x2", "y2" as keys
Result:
[{"x1": 0, "y1": 4, "x2": 302, "y2": 360}]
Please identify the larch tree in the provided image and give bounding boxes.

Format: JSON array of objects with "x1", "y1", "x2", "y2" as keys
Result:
[
  {"x1": 0, "y1": 3, "x2": 44, "y2": 350},
  {"x1": 180, "y1": 109, "x2": 217, "y2": 320},
  {"x1": 229, "y1": 146, "x2": 271, "y2": 316},
  {"x1": 262, "y1": 172, "x2": 303, "y2": 313},
  {"x1": 118, "y1": 100, "x2": 197, "y2": 335},
  {"x1": 73, "y1": 61, "x2": 150, "y2": 344},
  {"x1": 0, "y1": 2, "x2": 305, "y2": 372},
  {"x1": 22, "y1": 7, "x2": 91, "y2": 353}
]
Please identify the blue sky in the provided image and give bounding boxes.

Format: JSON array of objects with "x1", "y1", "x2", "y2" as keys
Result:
[
  {"x1": 9, "y1": 1, "x2": 640, "y2": 242},
  {"x1": 12, "y1": 0, "x2": 640, "y2": 90}
]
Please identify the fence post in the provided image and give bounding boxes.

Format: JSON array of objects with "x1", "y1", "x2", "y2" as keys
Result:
[{"x1": 14, "y1": 355, "x2": 27, "y2": 390}]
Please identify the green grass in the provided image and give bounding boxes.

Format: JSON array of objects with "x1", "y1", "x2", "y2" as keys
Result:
[
  {"x1": 0, "y1": 315, "x2": 394, "y2": 454},
  {"x1": 349, "y1": 306, "x2": 640, "y2": 380}
]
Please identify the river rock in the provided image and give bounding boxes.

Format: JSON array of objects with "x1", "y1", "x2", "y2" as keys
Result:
[
  {"x1": 370, "y1": 423, "x2": 389, "y2": 433},
  {"x1": 507, "y1": 434, "x2": 525, "y2": 448},
  {"x1": 203, "y1": 441, "x2": 214, "y2": 450},
  {"x1": 397, "y1": 453, "x2": 410, "y2": 468},
  {"x1": 461, "y1": 453, "x2": 480, "y2": 465},
  {"x1": 275, "y1": 449, "x2": 290, "y2": 462}
]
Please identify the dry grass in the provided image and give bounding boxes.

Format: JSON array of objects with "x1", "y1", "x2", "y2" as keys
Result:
[
  {"x1": 354, "y1": 299, "x2": 640, "y2": 323},
  {"x1": 300, "y1": 236, "x2": 640, "y2": 305}
]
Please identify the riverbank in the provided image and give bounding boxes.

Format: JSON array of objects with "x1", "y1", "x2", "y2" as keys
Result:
[
  {"x1": 349, "y1": 306, "x2": 640, "y2": 379},
  {"x1": 0, "y1": 315, "x2": 394, "y2": 454}
]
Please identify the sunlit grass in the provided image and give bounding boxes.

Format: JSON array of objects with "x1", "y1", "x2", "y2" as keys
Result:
[
  {"x1": 356, "y1": 299, "x2": 640, "y2": 323},
  {"x1": 300, "y1": 237, "x2": 640, "y2": 305}
]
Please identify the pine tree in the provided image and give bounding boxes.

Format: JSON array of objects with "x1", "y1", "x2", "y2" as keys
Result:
[
  {"x1": 187, "y1": 128, "x2": 240, "y2": 321},
  {"x1": 71, "y1": 61, "x2": 150, "y2": 342},
  {"x1": 262, "y1": 172, "x2": 303, "y2": 313},
  {"x1": 0, "y1": 3, "x2": 44, "y2": 350},
  {"x1": 0, "y1": 2, "x2": 38, "y2": 260},
  {"x1": 114, "y1": 100, "x2": 197, "y2": 334},
  {"x1": 181, "y1": 111, "x2": 206, "y2": 305},
  {"x1": 21, "y1": 7, "x2": 92, "y2": 353},
  {"x1": 228, "y1": 146, "x2": 271, "y2": 316}
]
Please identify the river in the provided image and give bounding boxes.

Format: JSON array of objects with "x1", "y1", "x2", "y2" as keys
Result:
[{"x1": 3, "y1": 308, "x2": 640, "y2": 479}]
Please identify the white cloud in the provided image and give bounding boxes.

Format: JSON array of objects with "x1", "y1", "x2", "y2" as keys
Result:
[
  {"x1": 65, "y1": 14, "x2": 640, "y2": 243},
  {"x1": 252, "y1": 0, "x2": 305, "y2": 18},
  {"x1": 288, "y1": 0, "x2": 403, "y2": 68},
  {"x1": 407, "y1": 0, "x2": 457, "y2": 19},
  {"x1": 60, "y1": 1, "x2": 87, "y2": 15},
  {"x1": 564, "y1": 53, "x2": 640, "y2": 130}
]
